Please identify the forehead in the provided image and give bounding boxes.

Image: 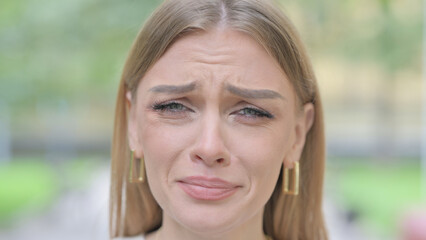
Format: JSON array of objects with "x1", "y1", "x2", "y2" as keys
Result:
[{"x1": 138, "y1": 28, "x2": 294, "y2": 98}]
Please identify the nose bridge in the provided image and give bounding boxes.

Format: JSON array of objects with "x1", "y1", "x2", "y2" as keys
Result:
[
  {"x1": 192, "y1": 108, "x2": 229, "y2": 166},
  {"x1": 200, "y1": 112, "x2": 223, "y2": 148}
]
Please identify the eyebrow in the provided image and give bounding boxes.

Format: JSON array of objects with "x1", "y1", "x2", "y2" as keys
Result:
[
  {"x1": 149, "y1": 82, "x2": 197, "y2": 94},
  {"x1": 225, "y1": 84, "x2": 284, "y2": 100},
  {"x1": 148, "y1": 81, "x2": 284, "y2": 100}
]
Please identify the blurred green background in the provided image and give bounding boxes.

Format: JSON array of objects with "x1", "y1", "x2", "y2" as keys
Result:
[{"x1": 0, "y1": 0, "x2": 423, "y2": 239}]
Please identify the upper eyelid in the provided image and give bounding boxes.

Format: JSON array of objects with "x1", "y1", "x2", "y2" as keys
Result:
[
  {"x1": 152, "y1": 100, "x2": 192, "y2": 111},
  {"x1": 236, "y1": 107, "x2": 273, "y2": 117},
  {"x1": 154, "y1": 101, "x2": 183, "y2": 107},
  {"x1": 151, "y1": 99, "x2": 273, "y2": 115},
  {"x1": 152, "y1": 98, "x2": 186, "y2": 106},
  {"x1": 234, "y1": 103, "x2": 270, "y2": 113},
  {"x1": 236, "y1": 106, "x2": 262, "y2": 113}
]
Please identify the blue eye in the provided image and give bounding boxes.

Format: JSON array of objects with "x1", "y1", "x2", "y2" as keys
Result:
[
  {"x1": 152, "y1": 101, "x2": 191, "y2": 113},
  {"x1": 237, "y1": 107, "x2": 274, "y2": 119}
]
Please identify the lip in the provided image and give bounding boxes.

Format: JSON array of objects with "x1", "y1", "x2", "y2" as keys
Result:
[{"x1": 177, "y1": 176, "x2": 240, "y2": 201}]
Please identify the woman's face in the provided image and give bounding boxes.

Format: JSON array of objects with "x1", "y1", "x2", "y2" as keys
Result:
[{"x1": 128, "y1": 28, "x2": 313, "y2": 235}]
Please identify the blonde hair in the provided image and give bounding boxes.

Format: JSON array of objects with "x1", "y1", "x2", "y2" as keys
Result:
[{"x1": 110, "y1": 0, "x2": 327, "y2": 239}]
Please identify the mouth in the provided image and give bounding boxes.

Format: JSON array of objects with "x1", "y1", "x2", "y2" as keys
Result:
[{"x1": 177, "y1": 176, "x2": 240, "y2": 201}]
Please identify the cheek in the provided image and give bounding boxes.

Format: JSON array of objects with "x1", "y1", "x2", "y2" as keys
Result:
[
  {"x1": 139, "y1": 119, "x2": 192, "y2": 170},
  {"x1": 228, "y1": 121, "x2": 293, "y2": 187},
  {"x1": 231, "y1": 124, "x2": 292, "y2": 167},
  {"x1": 137, "y1": 117, "x2": 195, "y2": 205}
]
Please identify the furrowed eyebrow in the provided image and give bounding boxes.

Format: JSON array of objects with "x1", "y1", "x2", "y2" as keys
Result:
[
  {"x1": 225, "y1": 84, "x2": 284, "y2": 100},
  {"x1": 149, "y1": 82, "x2": 197, "y2": 94}
]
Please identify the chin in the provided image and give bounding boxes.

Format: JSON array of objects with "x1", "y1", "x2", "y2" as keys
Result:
[
  {"x1": 178, "y1": 212, "x2": 240, "y2": 236},
  {"x1": 169, "y1": 198, "x2": 251, "y2": 236}
]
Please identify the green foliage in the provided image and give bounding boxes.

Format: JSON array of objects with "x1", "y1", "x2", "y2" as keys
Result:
[
  {"x1": 0, "y1": 157, "x2": 106, "y2": 225},
  {"x1": 0, "y1": 160, "x2": 58, "y2": 223},
  {"x1": 62, "y1": 156, "x2": 106, "y2": 189},
  {"x1": 336, "y1": 162, "x2": 422, "y2": 236},
  {"x1": 286, "y1": 0, "x2": 422, "y2": 72},
  {"x1": 0, "y1": 0, "x2": 161, "y2": 112}
]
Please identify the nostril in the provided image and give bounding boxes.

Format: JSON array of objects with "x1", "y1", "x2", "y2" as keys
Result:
[{"x1": 192, "y1": 154, "x2": 227, "y2": 165}]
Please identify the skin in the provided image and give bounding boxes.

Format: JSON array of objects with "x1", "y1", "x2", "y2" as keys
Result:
[{"x1": 127, "y1": 28, "x2": 314, "y2": 240}]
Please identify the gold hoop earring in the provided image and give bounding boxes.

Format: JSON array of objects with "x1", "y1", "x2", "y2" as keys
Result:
[
  {"x1": 282, "y1": 161, "x2": 299, "y2": 195},
  {"x1": 129, "y1": 150, "x2": 145, "y2": 183}
]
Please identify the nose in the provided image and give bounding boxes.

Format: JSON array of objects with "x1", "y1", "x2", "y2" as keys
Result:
[{"x1": 190, "y1": 113, "x2": 230, "y2": 167}]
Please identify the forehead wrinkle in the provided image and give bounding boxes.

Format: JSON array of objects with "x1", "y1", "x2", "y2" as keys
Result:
[
  {"x1": 181, "y1": 42, "x2": 239, "y2": 66},
  {"x1": 185, "y1": 52, "x2": 237, "y2": 67}
]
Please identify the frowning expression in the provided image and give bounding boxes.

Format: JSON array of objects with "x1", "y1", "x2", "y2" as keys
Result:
[{"x1": 127, "y1": 28, "x2": 311, "y2": 235}]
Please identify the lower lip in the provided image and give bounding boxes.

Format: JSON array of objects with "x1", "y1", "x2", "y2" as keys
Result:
[{"x1": 177, "y1": 182, "x2": 238, "y2": 201}]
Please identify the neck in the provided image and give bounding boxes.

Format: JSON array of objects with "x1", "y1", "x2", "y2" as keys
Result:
[{"x1": 156, "y1": 209, "x2": 266, "y2": 240}]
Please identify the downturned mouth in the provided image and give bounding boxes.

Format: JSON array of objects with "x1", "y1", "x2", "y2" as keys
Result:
[
  {"x1": 177, "y1": 176, "x2": 240, "y2": 201},
  {"x1": 178, "y1": 176, "x2": 239, "y2": 188}
]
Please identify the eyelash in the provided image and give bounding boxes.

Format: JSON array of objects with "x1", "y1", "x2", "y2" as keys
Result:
[
  {"x1": 235, "y1": 107, "x2": 274, "y2": 119},
  {"x1": 152, "y1": 101, "x2": 193, "y2": 113},
  {"x1": 152, "y1": 100, "x2": 274, "y2": 120}
]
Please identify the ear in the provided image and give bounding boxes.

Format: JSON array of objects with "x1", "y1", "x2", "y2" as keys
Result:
[
  {"x1": 126, "y1": 91, "x2": 143, "y2": 158},
  {"x1": 284, "y1": 103, "x2": 315, "y2": 168}
]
